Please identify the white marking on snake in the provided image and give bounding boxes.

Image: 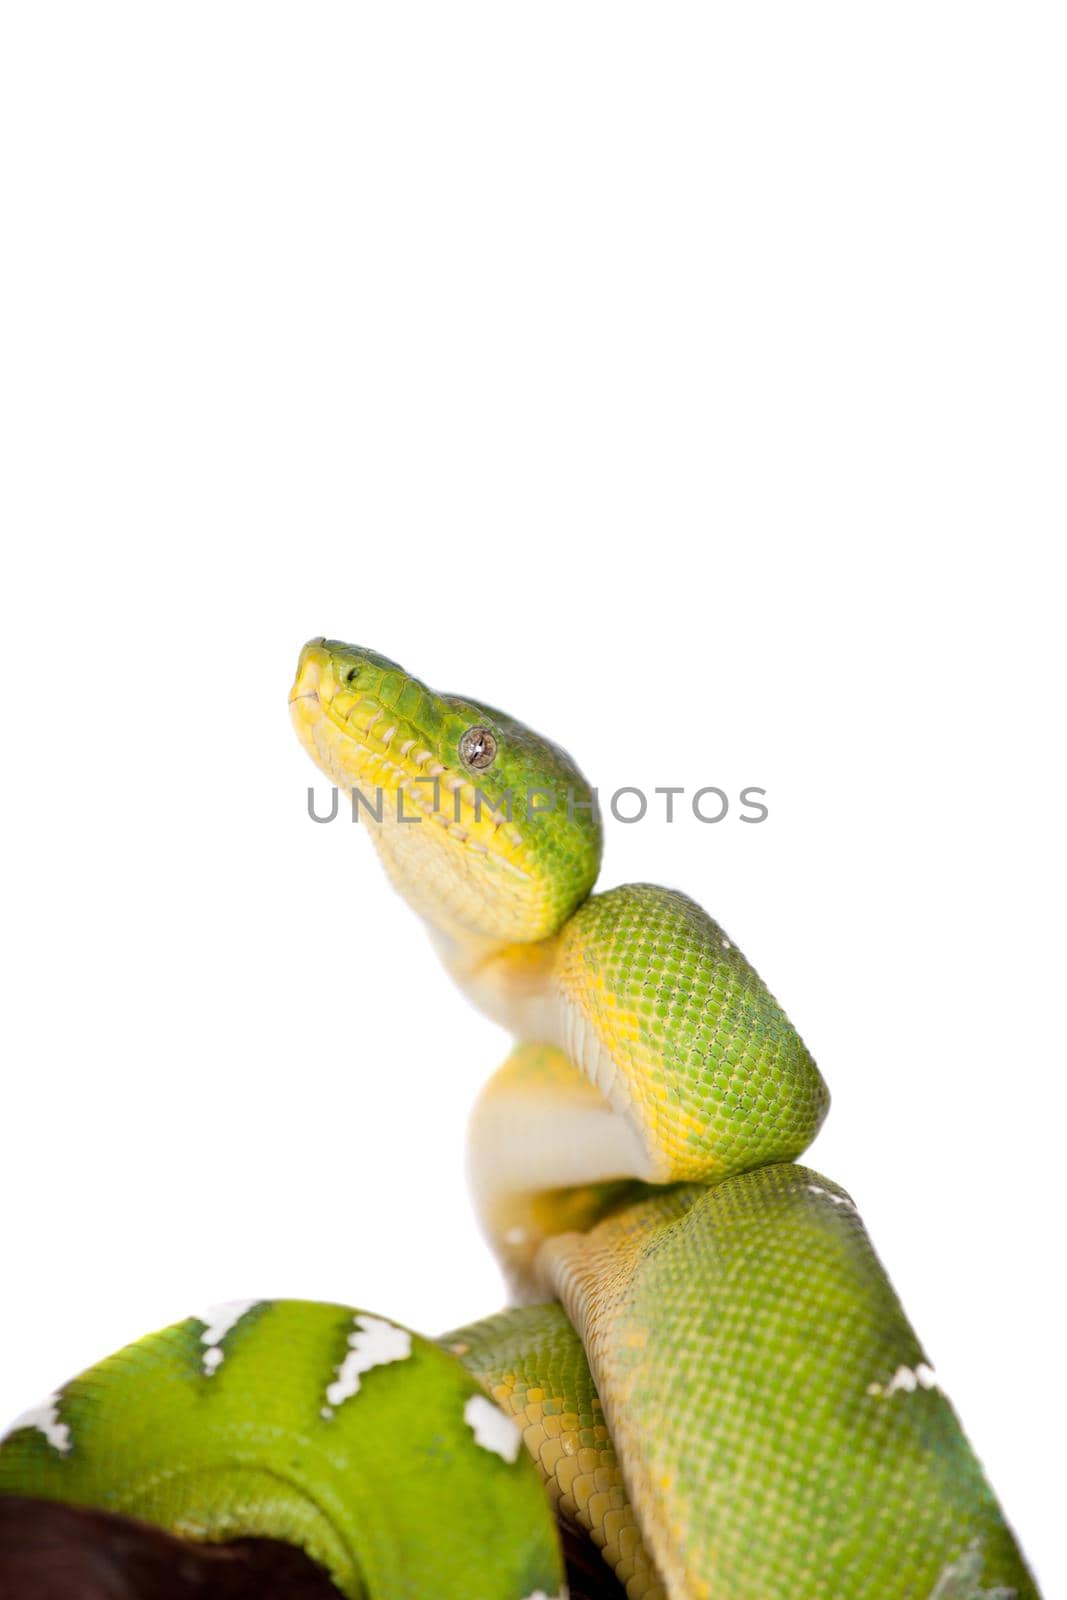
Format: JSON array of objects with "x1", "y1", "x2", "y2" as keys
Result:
[
  {"x1": 522, "y1": 1590, "x2": 570, "y2": 1600},
  {"x1": 5, "y1": 1393, "x2": 71, "y2": 1455},
  {"x1": 324, "y1": 1314, "x2": 412, "y2": 1410},
  {"x1": 807, "y1": 1182, "x2": 858, "y2": 1213},
  {"x1": 868, "y1": 1362, "x2": 938, "y2": 1398},
  {"x1": 504, "y1": 1226, "x2": 528, "y2": 1246},
  {"x1": 928, "y1": 1538, "x2": 1016, "y2": 1598},
  {"x1": 199, "y1": 1299, "x2": 263, "y2": 1376},
  {"x1": 464, "y1": 1394, "x2": 522, "y2": 1462}
]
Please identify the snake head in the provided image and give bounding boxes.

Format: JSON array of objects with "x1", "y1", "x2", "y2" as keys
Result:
[{"x1": 290, "y1": 638, "x2": 603, "y2": 944}]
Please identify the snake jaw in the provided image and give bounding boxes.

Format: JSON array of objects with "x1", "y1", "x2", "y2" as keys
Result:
[{"x1": 290, "y1": 638, "x2": 602, "y2": 945}]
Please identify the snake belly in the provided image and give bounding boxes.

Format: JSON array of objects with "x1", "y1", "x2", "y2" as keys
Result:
[{"x1": 0, "y1": 638, "x2": 1040, "y2": 1600}]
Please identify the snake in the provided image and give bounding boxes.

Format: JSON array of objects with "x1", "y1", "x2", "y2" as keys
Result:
[{"x1": 0, "y1": 636, "x2": 1039, "y2": 1600}]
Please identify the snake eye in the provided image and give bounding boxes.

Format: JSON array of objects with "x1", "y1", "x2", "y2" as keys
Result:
[
  {"x1": 345, "y1": 667, "x2": 359, "y2": 684},
  {"x1": 459, "y1": 726, "x2": 498, "y2": 770}
]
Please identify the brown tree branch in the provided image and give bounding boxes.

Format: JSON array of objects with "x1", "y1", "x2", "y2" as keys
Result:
[{"x1": 0, "y1": 1495, "x2": 627, "y2": 1600}]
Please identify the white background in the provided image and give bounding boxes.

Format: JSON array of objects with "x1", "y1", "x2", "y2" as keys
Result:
[{"x1": 1, "y1": 5, "x2": 1063, "y2": 1592}]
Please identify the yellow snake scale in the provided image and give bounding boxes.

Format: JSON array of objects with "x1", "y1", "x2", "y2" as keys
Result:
[{"x1": 0, "y1": 638, "x2": 1039, "y2": 1600}]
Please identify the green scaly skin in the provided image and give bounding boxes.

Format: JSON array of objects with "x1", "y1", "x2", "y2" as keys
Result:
[
  {"x1": 0, "y1": 1302, "x2": 564, "y2": 1600},
  {"x1": 0, "y1": 638, "x2": 1040, "y2": 1599},
  {"x1": 540, "y1": 1168, "x2": 1033, "y2": 1599}
]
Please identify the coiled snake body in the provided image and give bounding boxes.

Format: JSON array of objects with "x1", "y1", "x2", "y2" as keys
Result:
[{"x1": 0, "y1": 639, "x2": 1038, "y2": 1599}]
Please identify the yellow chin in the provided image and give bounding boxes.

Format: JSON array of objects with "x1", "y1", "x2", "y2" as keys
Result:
[{"x1": 289, "y1": 658, "x2": 557, "y2": 946}]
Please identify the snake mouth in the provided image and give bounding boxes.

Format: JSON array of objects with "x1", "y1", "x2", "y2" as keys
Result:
[
  {"x1": 290, "y1": 639, "x2": 522, "y2": 855},
  {"x1": 288, "y1": 637, "x2": 326, "y2": 707},
  {"x1": 290, "y1": 636, "x2": 602, "y2": 943},
  {"x1": 289, "y1": 637, "x2": 602, "y2": 944}
]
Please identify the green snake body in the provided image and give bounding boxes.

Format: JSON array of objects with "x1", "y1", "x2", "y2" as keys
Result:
[{"x1": 0, "y1": 639, "x2": 1038, "y2": 1599}]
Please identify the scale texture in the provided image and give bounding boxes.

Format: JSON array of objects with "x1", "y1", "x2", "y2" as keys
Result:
[
  {"x1": 0, "y1": 638, "x2": 1039, "y2": 1599},
  {"x1": 0, "y1": 1302, "x2": 564, "y2": 1600},
  {"x1": 543, "y1": 1168, "x2": 1033, "y2": 1599}
]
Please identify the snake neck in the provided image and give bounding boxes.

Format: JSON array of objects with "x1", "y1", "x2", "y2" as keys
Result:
[
  {"x1": 427, "y1": 918, "x2": 660, "y2": 1297},
  {"x1": 433, "y1": 884, "x2": 830, "y2": 1296},
  {"x1": 431, "y1": 918, "x2": 666, "y2": 1178},
  {"x1": 428, "y1": 922, "x2": 562, "y2": 1032}
]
